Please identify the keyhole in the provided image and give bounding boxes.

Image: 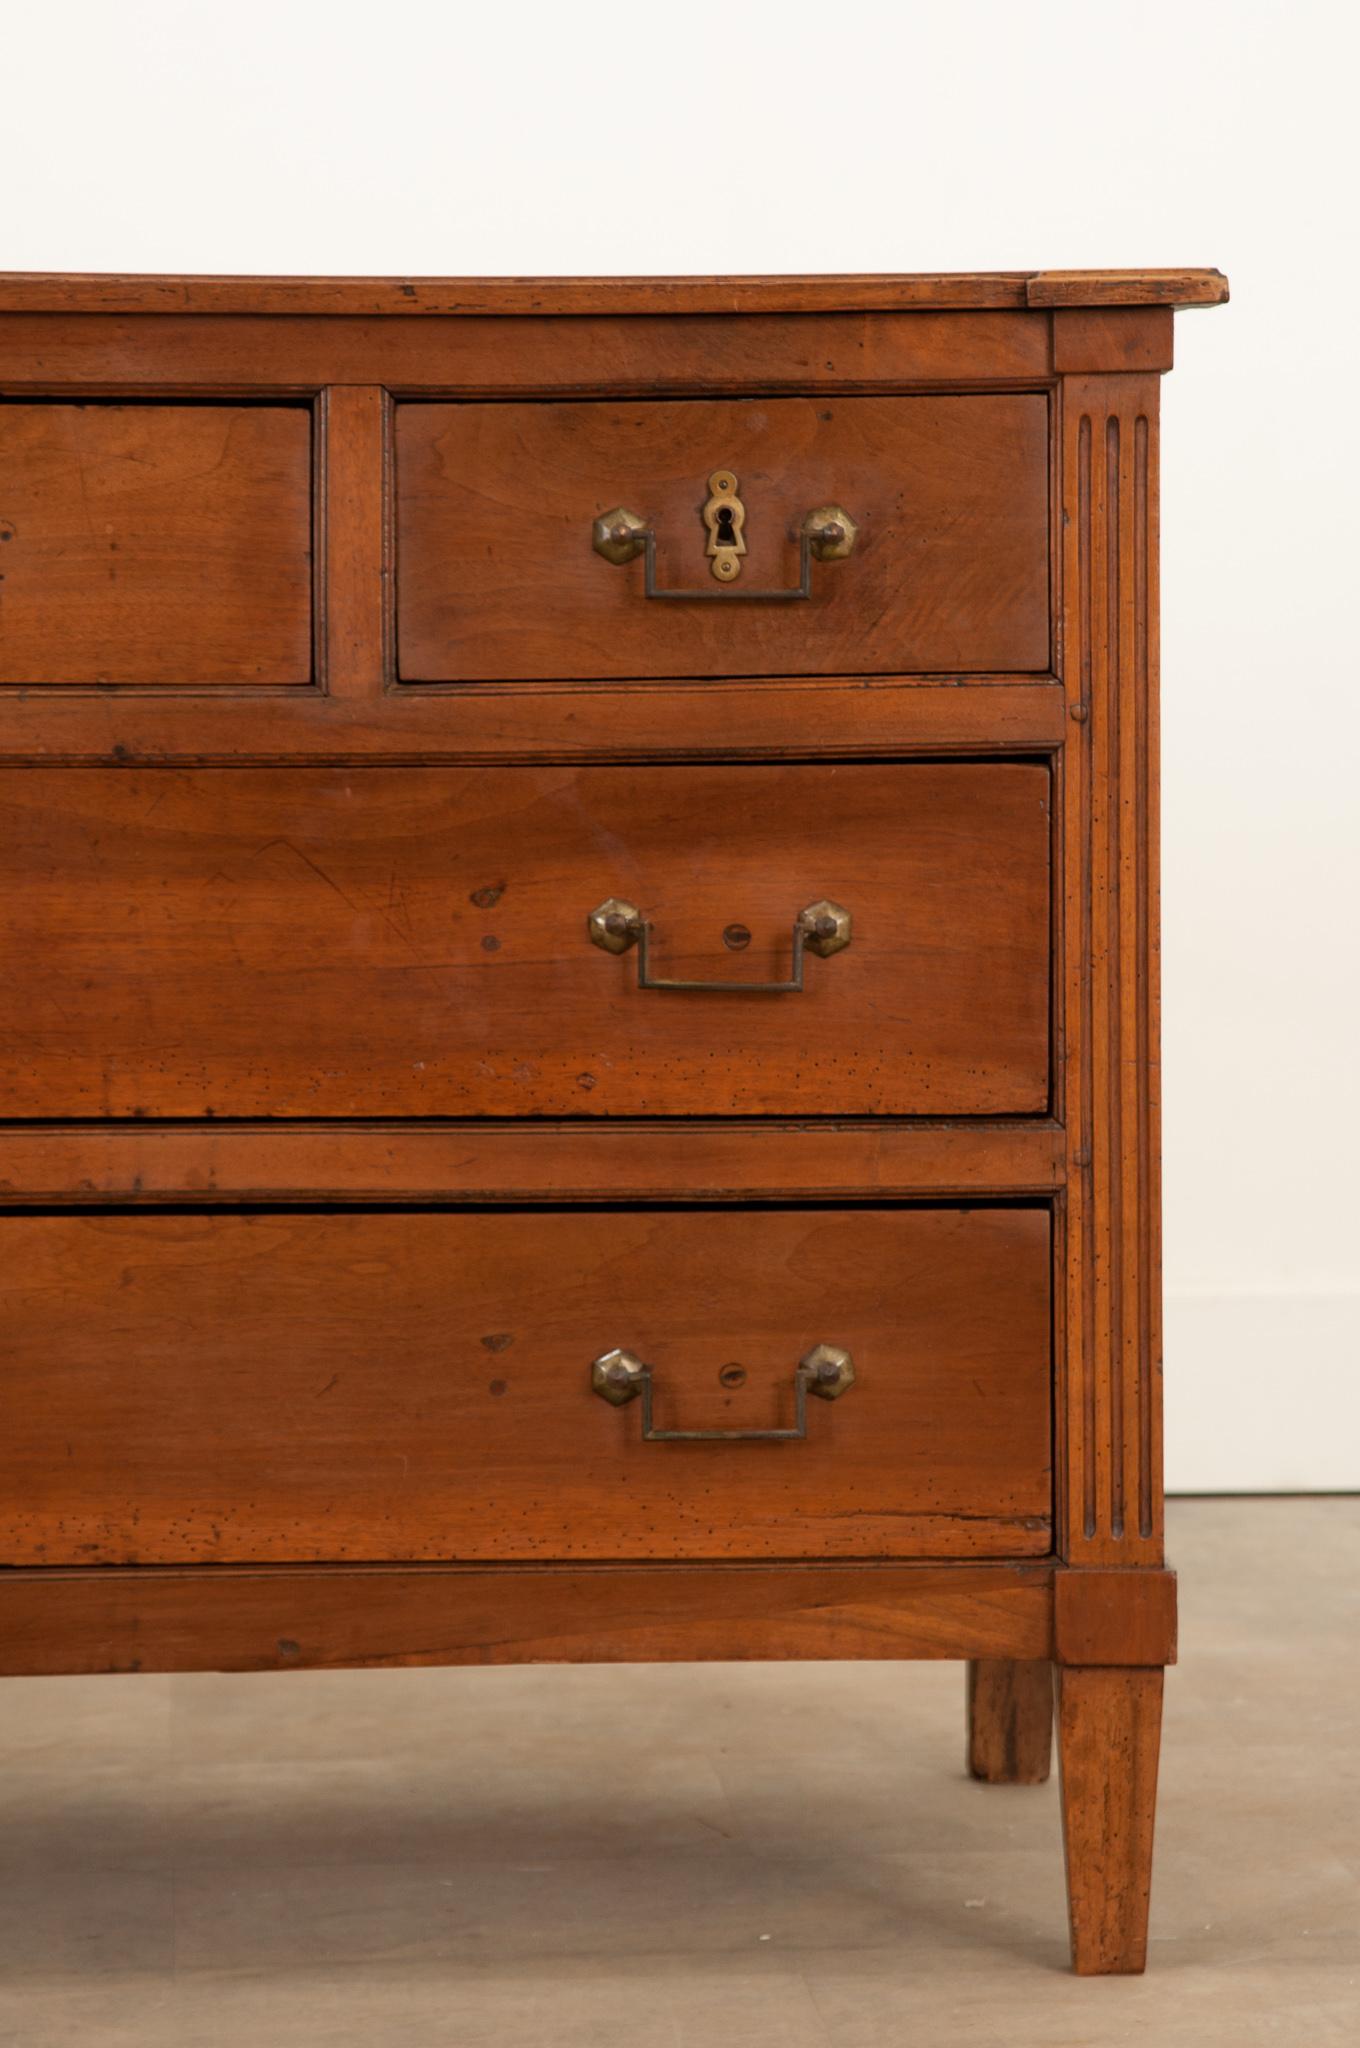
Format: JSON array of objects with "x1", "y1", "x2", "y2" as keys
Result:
[{"x1": 715, "y1": 505, "x2": 737, "y2": 548}]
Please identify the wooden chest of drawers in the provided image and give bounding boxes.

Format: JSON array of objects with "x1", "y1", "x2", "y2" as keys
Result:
[{"x1": 0, "y1": 265, "x2": 1227, "y2": 1973}]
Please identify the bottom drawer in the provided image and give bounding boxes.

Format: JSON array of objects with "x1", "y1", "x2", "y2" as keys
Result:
[{"x1": 1, "y1": 1208, "x2": 1052, "y2": 1565}]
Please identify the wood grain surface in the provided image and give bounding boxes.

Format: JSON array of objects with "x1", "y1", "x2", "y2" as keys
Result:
[
  {"x1": 1027, "y1": 270, "x2": 1226, "y2": 309},
  {"x1": 0, "y1": 762, "x2": 1051, "y2": 1117},
  {"x1": 967, "y1": 1658, "x2": 1054, "y2": 1782},
  {"x1": 1054, "y1": 1568, "x2": 1177, "y2": 1666},
  {"x1": 318, "y1": 385, "x2": 389, "y2": 698},
  {"x1": 0, "y1": 404, "x2": 312, "y2": 684},
  {"x1": 0, "y1": 1120, "x2": 1065, "y2": 1205},
  {"x1": 0, "y1": 1207, "x2": 1053, "y2": 1565},
  {"x1": 397, "y1": 396, "x2": 1050, "y2": 681},
  {"x1": 0, "y1": 309, "x2": 1052, "y2": 397},
  {"x1": 0, "y1": 1560, "x2": 1056, "y2": 1676},
  {"x1": 1058, "y1": 1666, "x2": 1165, "y2": 1973},
  {"x1": 1058, "y1": 374, "x2": 1165, "y2": 1565},
  {"x1": 0, "y1": 269, "x2": 1229, "y2": 315},
  {"x1": 0, "y1": 679, "x2": 1066, "y2": 766}
]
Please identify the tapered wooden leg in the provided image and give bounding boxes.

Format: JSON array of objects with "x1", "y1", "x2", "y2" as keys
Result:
[
  {"x1": 966, "y1": 1659, "x2": 1053, "y2": 1783},
  {"x1": 1057, "y1": 1665, "x2": 1164, "y2": 1974}
]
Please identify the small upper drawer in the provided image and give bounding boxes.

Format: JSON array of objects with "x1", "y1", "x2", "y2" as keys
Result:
[
  {"x1": 0, "y1": 761, "x2": 1050, "y2": 1118},
  {"x1": 0, "y1": 404, "x2": 312, "y2": 685},
  {"x1": 395, "y1": 395, "x2": 1050, "y2": 682}
]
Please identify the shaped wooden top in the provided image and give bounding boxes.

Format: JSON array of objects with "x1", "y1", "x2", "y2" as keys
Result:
[{"x1": 0, "y1": 269, "x2": 1228, "y2": 317}]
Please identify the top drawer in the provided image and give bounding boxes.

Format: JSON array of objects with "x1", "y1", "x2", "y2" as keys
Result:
[
  {"x1": 0, "y1": 404, "x2": 312, "y2": 685},
  {"x1": 396, "y1": 394, "x2": 1050, "y2": 683}
]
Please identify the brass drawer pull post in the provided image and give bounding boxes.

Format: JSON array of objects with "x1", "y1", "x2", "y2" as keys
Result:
[
  {"x1": 592, "y1": 468, "x2": 857, "y2": 602},
  {"x1": 591, "y1": 1344, "x2": 855, "y2": 1441},
  {"x1": 587, "y1": 897, "x2": 851, "y2": 992}
]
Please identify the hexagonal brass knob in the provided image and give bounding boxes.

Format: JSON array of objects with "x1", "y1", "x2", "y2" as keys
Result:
[
  {"x1": 592, "y1": 508, "x2": 649, "y2": 565},
  {"x1": 799, "y1": 1343, "x2": 856, "y2": 1399},
  {"x1": 797, "y1": 900, "x2": 852, "y2": 958},
  {"x1": 587, "y1": 898, "x2": 643, "y2": 955},
  {"x1": 592, "y1": 1348, "x2": 646, "y2": 1404},
  {"x1": 802, "y1": 504, "x2": 858, "y2": 561}
]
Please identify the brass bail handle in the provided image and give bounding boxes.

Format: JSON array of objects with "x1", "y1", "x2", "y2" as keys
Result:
[
  {"x1": 592, "y1": 467, "x2": 857, "y2": 602},
  {"x1": 587, "y1": 898, "x2": 851, "y2": 993},
  {"x1": 591, "y1": 1344, "x2": 856, "y2": 1442}
]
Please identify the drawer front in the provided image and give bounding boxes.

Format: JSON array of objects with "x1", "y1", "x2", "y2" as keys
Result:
[
  {"x1": 0, "y1": 763, "x2": 1050, "y2": 1118},
  {"x1": 0, "y1": 404, "x2": 313, "y2": 684},
  {"x1": 396, "y1": 395, "x2": 1050, "y2": 682},
  {"x1": 0, "y1": 1208, "x2": 1052, "y2": 1564}
]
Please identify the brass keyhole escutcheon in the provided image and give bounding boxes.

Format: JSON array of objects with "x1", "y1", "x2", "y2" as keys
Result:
[
  {"x1": 703, "y1": 468, "x2": 747, "y2": 582},
  {"x1": 719, "y1": 1363, "x2": 747, "y2": 1389}
]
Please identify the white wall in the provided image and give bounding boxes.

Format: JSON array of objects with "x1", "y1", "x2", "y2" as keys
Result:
[{"x1": 5, "y1": 1, "x2": 1357, "y2": 1489}]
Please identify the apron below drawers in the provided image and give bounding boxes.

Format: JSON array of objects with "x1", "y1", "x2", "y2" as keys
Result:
[
  {"x1": 0, "y1": 1207, "x2": 1052, "y2": 1564},
  {"x1": 0, "y1": 762, "x2": 1050, "y2": 1117}
]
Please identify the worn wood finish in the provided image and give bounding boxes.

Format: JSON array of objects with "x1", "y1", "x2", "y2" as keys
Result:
[
  {"x1": 397, "y1": 395, "x2": 1050, "y2": 681},
  {"x1": 0, "y1": 1119, "x2": 1066, "y2": 1205},
  {"x1": 0, "y1": 1207, "x2": 1052, "y2": 1566},
  {"x1": 0, "y1": 1561, "x2": 1056, "y2": 1676},
  {"x1": 1058, "y1": 1666, "x2": 1165, "y2": 1973},
  {"x1": 0, "y1": 678, "x2": 1065, "y2": 765},
  {"x1": 0, "y1": 269, "x2": 1229, "y2": 315},
  {"x1": 0, "y1": 762, "x2": 1051, "y2": 1118},
  {"x1": 1027, "y1": 270, "x2": 1226, "y2": 309},
  {"x1": 1054, "y1": 1569, "x2": 1177, "y2": 1667},
  {"x1": 967, "y1": 1659, "x2": 1054, "y2": 1783},
  {"x1": 1051, "y1": 309, "x2": 1173, "y2": 374},
  {"x1": 0, "y1": 309, "x2": 1051, "y2": 398},
  {"x1": 0, "y1": 404, "x2": 313, "y2": 684},
  {"x1": 318, "y1": 386, "x2": 389, "y2": 699},
  {"x1": 1058, "y1": 374, "x2": 1164, "y2": 1565}
]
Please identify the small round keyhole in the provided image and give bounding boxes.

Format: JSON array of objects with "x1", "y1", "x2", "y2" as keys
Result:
[
  {"x1": 719, "y1": 1363, "x2": 747, "y2": 1389},
  {"x1": 723, "y1": 923, "x2": 752, "y2": 951},
  {"x1": 715, "y1": 506, "x2": 737, "y2": 547}
]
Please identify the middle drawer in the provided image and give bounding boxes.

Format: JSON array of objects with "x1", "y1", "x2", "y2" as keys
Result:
[{"x1": 0, "y1": 762, "x2": 1050, "y2": 1118}]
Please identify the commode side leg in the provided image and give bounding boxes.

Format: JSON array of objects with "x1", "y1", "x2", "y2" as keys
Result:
[
  {"x1": 1057, "y1": 1665, "x2": 1164, "y2": 1974},
  {"x1": 966, "y1": 1659, "x2": 1053, "y2": 1783}
]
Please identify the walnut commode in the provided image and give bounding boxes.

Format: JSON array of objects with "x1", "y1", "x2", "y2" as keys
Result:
[{"x1": 0, "y1": 266, "x2": 1228, "y2": 1973}]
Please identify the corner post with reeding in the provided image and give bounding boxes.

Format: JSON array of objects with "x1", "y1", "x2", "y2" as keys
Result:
[{"x1": 1049, "y1": 306, "x2": 1179, "y2": 1973}]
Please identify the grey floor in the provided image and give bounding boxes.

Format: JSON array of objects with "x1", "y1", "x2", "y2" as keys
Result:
[{"x1": 1, "y1": 1498, "x2": 1356, "y2": 2045}]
